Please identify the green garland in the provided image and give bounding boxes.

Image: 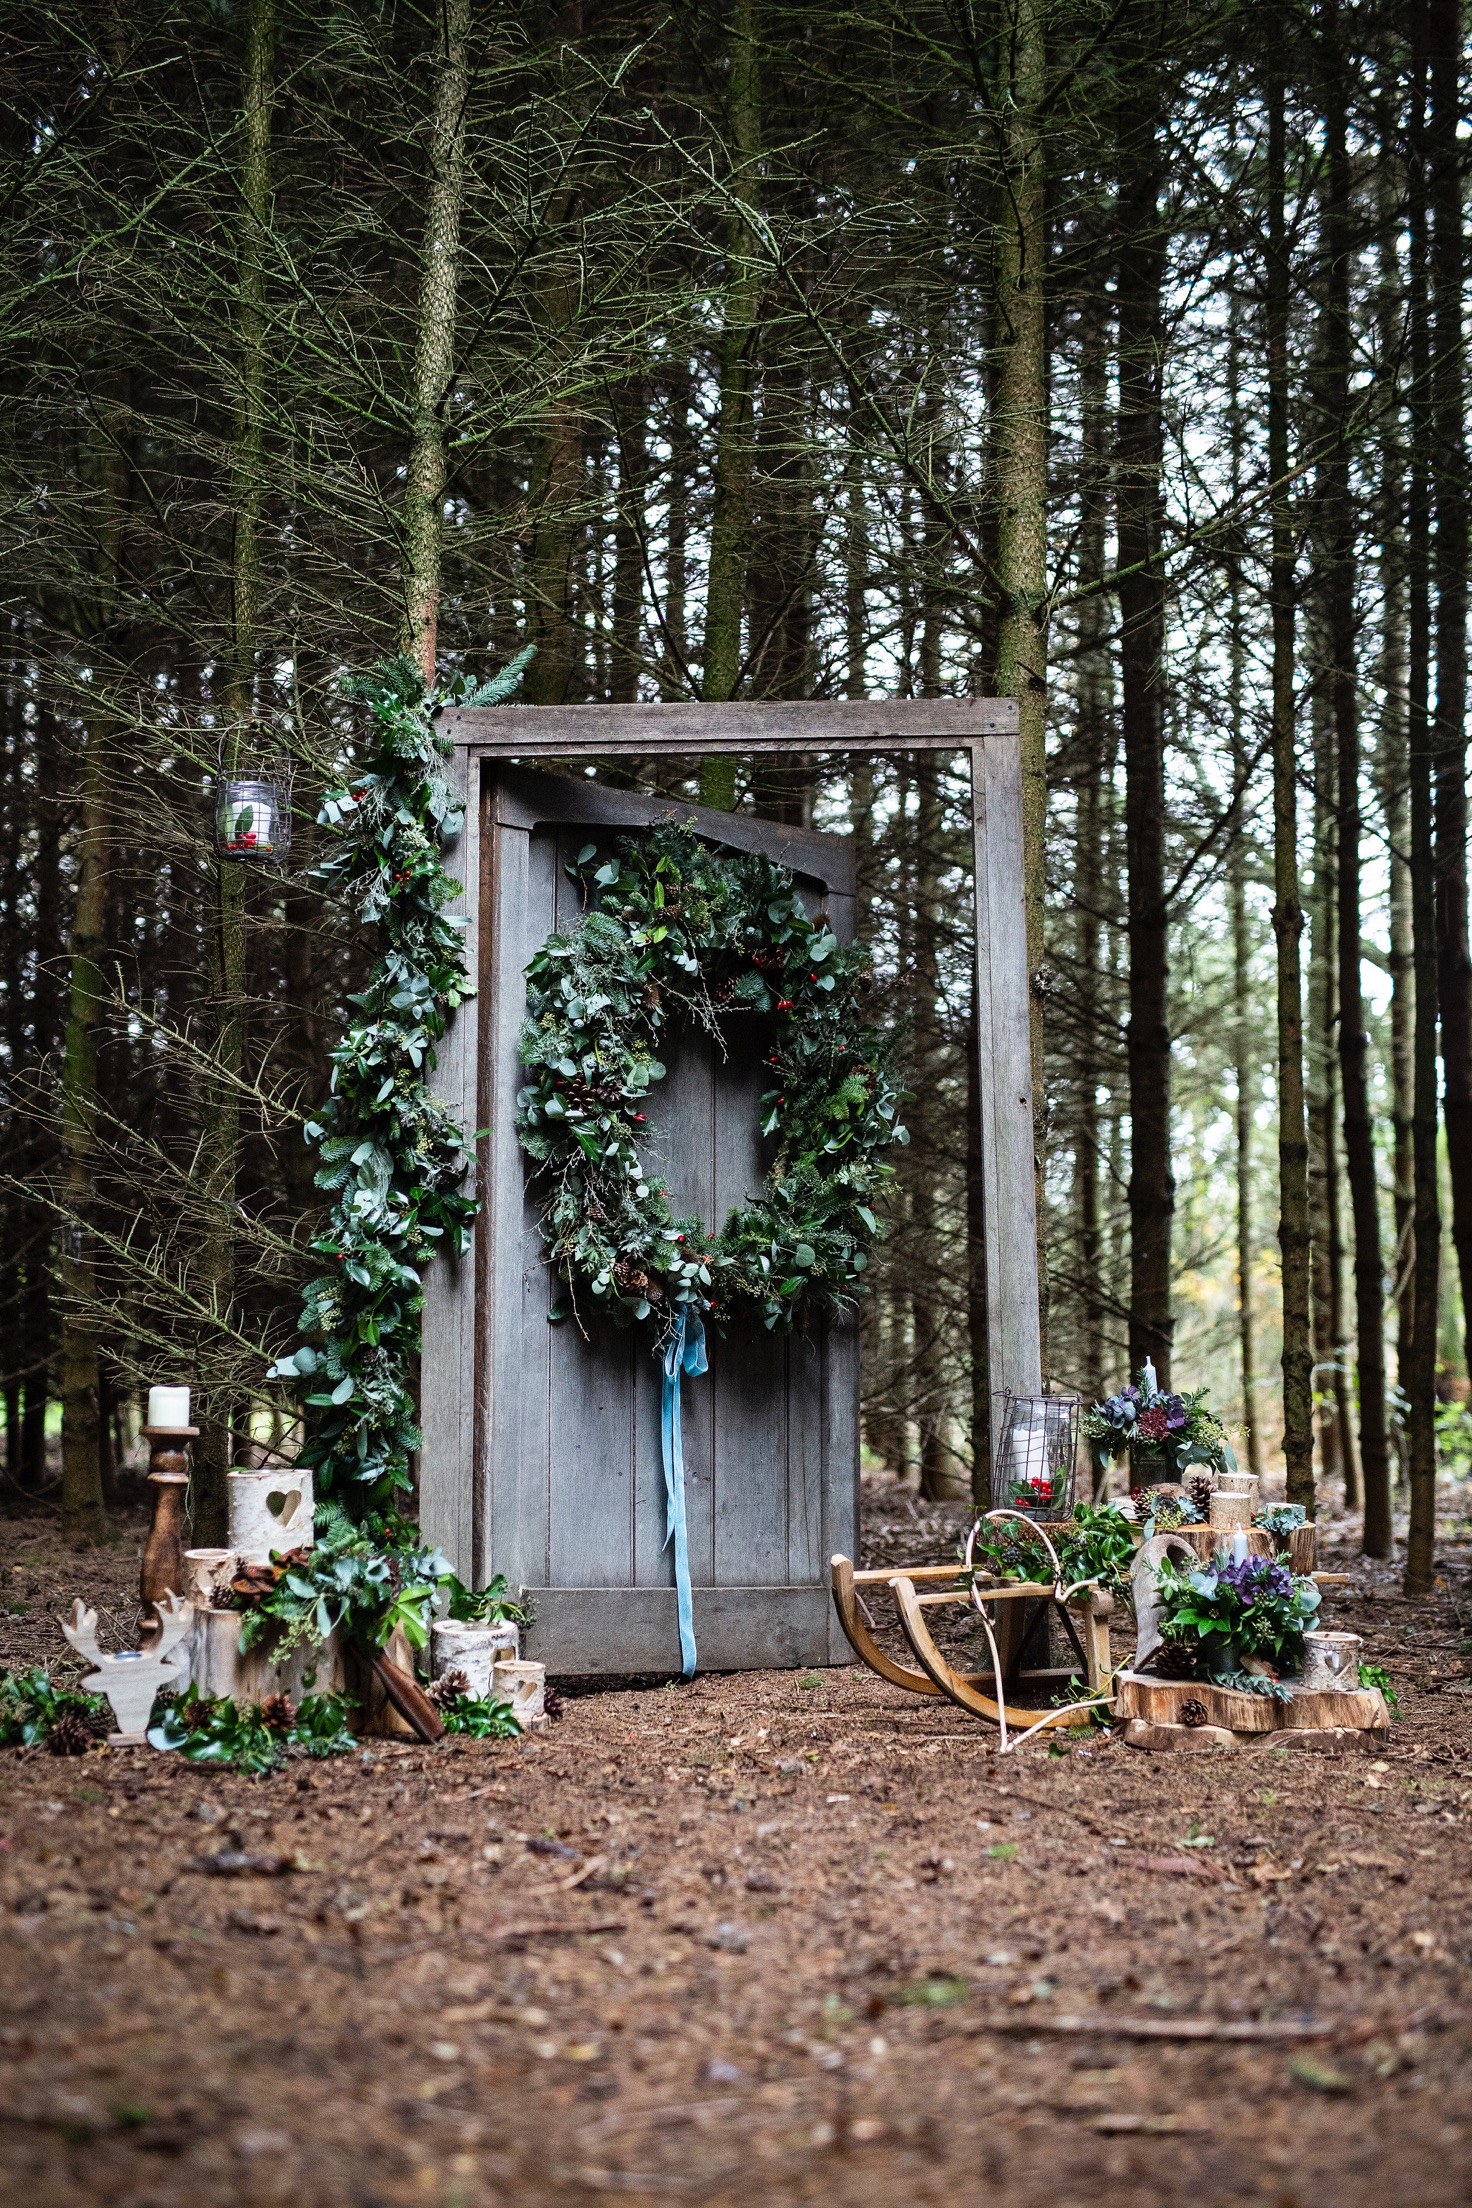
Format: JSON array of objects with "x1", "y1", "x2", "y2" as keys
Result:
[
  {"x1": 269, "y1": 650, "x2": 530, "y2": 1508},
  {"x1": 516, "y1": 823, "x2": 906, "y2": 1334}
]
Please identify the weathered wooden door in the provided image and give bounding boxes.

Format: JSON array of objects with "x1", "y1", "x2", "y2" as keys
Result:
[{"x1": 425, "y1": 765, "x2": 859, "y2": 1673}]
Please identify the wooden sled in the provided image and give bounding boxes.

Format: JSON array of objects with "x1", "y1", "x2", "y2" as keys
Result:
[{"x1": 832, "y1": 1513, "x2": 1115, "y2": 1748}]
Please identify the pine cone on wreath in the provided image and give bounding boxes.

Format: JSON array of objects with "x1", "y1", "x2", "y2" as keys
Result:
[
  {"x1": 46, "y1": 1707, "x2": 97, "y2": 1757},
  {"x1": 1152, "y1": 1636, "x2": 1203, "y2": 1682},
  {"x1": 1179, "y1": 1698, "x2": 1210, "y2": 1730},
  {"x1": 260, "y1": 1692, "x2": 298, "y2": 1732},
  {"x1": 427, "y1": 1668, "x2": 470, "y2": 1712}
]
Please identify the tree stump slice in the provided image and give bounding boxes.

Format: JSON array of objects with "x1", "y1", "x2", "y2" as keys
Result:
[
  {"x1": 1113, "y1": 1670, "x2": 1278, "y2": 1732},
  {"x1": 1124, "y1": 1718, "x2": 1241, "y2": 1752},
  {"x1": 1277, "y1": 1684, "x2": 1389, "y2": 1732},
  {"x1": 182, "y1": 1609, "x2": 346, "y2": 1707},
  {"x1": 1117, "y1": 1670, "x2": 1390, "y2": 1748},
  {"x1": 1286, "y1": 1524, "x2": 1318, "y2": 1573}
]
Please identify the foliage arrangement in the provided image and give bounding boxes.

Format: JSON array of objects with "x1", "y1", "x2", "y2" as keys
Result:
[
  {"x1": 222, "y1": 1504, "x2": 525, "y2": 1658},
  {"x1": 1255, "y1": 1503, "x2": 1308, "y2": 1539},
  {"x1": 1084, "y1": 1368, "x2": 1236, "y2": 1487},
  {"x1": 148, "y1": 1684, "x2": 358, "y2": 1773},
  {"x1": 516, "y1": 824, "x2": 905, "y2": 1336},
  {"x1": 1358, "y1": 1660, "x2": 1399, "y2": 1713},
  {"x1": 0, "y1": 1668, "x2": 111, "y2": 1754},
  {"x1": 1138, "y1": 1490, "x2": 1204, "y2": 1536},
  {"x1": 1151, "y1": 1551, "x2": 1322, "y2": 1682},
  {"x1": 426, "y1": 1668, "x2": 524, "y2": 1737},
  {"x1": 966, "y1": 1501, "x2": 1137, "y2": 1595},
  {"x1": 268, "y1": 652, "x2": 530, "y2": 1511}
]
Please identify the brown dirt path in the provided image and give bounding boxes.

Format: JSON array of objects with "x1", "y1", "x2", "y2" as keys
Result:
[{"x1": 2, "y1": 1487, "x2": 1471, "y2": 2206}]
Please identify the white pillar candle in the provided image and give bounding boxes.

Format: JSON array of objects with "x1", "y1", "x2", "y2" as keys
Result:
[
  {"x1": 1231, "y1": 1528, "x2": 1249, "y2": 1566},
  {"x1": 148, "y1": 1384, "x2": 191, "y2": 1428}
]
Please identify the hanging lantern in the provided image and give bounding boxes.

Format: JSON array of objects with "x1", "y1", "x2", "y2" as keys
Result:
[
  {"x1": 213, "y1": 767, "x2": 291, "y2": 865},
  {"x1": 992, "y1": 1391, "x2": 1080, "y2": 1520}
]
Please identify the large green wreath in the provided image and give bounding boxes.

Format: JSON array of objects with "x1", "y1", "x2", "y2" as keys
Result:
[{"x1": 515, "y1": 824, "x2": 907, "y2": 1335}]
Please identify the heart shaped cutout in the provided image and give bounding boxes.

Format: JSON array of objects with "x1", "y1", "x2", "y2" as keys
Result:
[{"x1": 266, "y1": 1488, "x2": 303, "y2": 1522}]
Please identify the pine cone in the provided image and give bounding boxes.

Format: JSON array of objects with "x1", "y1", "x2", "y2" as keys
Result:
[
  {"x1": 46, "y1": 1707, "x2": 97, "y2": 1756},
  {"x1": 83, "y1": 1698, "x2": 112, "y2": 1739},
  {"x1": 1185, "y1": 1471, "x2": 1214, "y2": 1518},
  {"x1": 427, "y1": 1668, "x2": 470, "y2": 1711},
  {"x1": 1179, "y1": 1698, "x2": 1210, "y2": 1729},
  {"x1": 543, "y1": 1688, "x2": 565, "y2": 1722},
  {"x1": 1152, "y1": 1636, "x2": 1203, "y2": 1681},
  {"x1": 259, "y1": 1692, "x2": 297, "y2": 1732}
]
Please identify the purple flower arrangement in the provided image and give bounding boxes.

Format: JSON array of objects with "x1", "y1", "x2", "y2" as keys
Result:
[{"x1": 1083, "y1": 1360, "x2": 1234, "y2": 1486}]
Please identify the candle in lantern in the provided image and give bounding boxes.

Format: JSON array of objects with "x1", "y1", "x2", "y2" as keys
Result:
[{"x1": 147, "y1": 1384, "x2": 191, "y2": 1430}]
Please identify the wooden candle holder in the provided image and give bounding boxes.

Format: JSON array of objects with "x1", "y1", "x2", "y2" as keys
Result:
[{"x1": 139, "y1": 1423, "x2": 198, "y2": 1644}]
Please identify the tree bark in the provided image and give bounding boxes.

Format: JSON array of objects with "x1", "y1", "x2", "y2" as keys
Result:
[
  {"x1": 1319, "y1": 27, "x2": 1384, "y2": 1518},
  {"x1": 699, "y1": 0, "x2": 762, "y2": 803},
  {"x1": 402, "y1": 0, "x2": 472, "y2": 684},
  {"x1": 610, "y1": 380, "x2": 648, "y2": 704},
  {"x1": 1116, "y1": 30, "x2": 1171, "y2": 1381},
  {"x1": 1374, "y1": 71, "x2": 1413, "y2": 1531},
  {"x1": 991, "y1": 0, "x2": 1049, "y2": 1345},
  {"x1": 1428, "y1": 0, "x2": 1472, "y2": 1394},
  {"x1": 196, "y1": 0, "x2": 276, "y2": 1545},
  {"x1": 1267, "y1": 43, "x2": 1314, "y2": 1509},
  {"x1": 1074, "y1": 285, "x2": 1111, "y2": 1416},
  {"x1": 1226, "y1": 303, "x2": 1263, "y2": 1481},
  {"x1": 1406, "y1": 11, "x2": 1441, "y2": 1592}
]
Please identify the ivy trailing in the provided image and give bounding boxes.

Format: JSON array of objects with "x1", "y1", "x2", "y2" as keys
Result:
[
  {"x1": 269, "y1": 651, "x2": 531, "y2": 1510},
  {"x1": 516, "y1": 823, "x2": 906, "y2": 1335}
]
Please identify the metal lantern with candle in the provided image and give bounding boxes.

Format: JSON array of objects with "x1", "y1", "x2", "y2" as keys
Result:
[
  {"x1": 213, "y1": 763, "x2": 291, "y2": 865},
  {"x1": 992, "y1": 1391, "x2": 1081, "y2": 1522}
]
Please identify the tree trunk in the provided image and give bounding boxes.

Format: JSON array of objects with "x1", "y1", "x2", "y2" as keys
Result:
[
  {"x1": 610, "y1": 380, "x2": 648, "y2": 704},
  {"x1": 196, "y1": 0, "x2": 276, "y2": 1545},
  {"x1": 1267, "y1": 45, "x2": 1314, "y2": 1509},
  {"x1": 699, "y1": 0, "x2": 762, "y2": 804},
  {"x1": 1406, "y1": 13, "x2": 1441, "y2": 1591},
  {"x1": 1116, "y1": 36, "x2": 1171, "y2": 1381},
  {"x1": 1319, "y1": 29, "x2": 1383, "y2": 1518},
  {"x1": 401, "y1": 0, "x2": 472, "y2": 683},
  {"x1": 1306, "y1": 657, "x2": 1351, "y2": 1497},
  {"x1": 1074, "y1": 286, "x2": 1111, "y2": 1415},
  {"x1": 59, "y1": 729, "x2": 110, "y2": 1544},
  {"x1": 661, "y1": 363, "x2": 693, "y2": 696},
  {"x1": 1429, "y1": 0, "x2": 1472, "y2": 1395},
  {"x1": 991, "y1": 0, "x2": 1049, "y2": 1341},
  {"x1": 1374, "y1": 80, "x2": 1413, "y2": 1529}
]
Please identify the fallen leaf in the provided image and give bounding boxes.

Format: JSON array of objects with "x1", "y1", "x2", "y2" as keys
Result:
[
  {"x1": 1289, "y1": 2056, "x2": 1353, "y2": 2094},
  {"x1": 182, "y1": 1852, "x2": 298, "y2": 1879},
  {"x1": 1092, "y1": 2112, "x2": 1212, "y2": 2135},
  {"x1": 1128, "y1": 1854, "x2": 1223, "y2": 1881}
]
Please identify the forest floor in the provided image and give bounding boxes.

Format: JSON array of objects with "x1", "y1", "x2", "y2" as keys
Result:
[{"x1": 2, "y1": 1475, "x2": 1471, "y2": 2208}]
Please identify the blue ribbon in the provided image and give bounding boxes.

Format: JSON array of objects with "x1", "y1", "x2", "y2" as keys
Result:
[{"x1": 660, "y1": 1310, "x2": 708, "y2": 1678}]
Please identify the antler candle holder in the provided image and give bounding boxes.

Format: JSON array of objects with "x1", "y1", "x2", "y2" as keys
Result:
[{"x1": 139, "y1": 1385, "x2": 198, "y2": 1645}]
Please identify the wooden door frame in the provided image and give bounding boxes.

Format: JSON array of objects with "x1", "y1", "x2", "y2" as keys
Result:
[{"x1": 420, "y1": 699, "x2": 1040, "y2": 1575}]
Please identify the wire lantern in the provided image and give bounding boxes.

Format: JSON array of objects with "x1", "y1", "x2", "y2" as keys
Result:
[
  {"x1": 992, "y1": 1391, "x2": 1081, "y2": 1522},
  {"x1": 213, "y1": 761, "x2": 292, "y2": 865}
]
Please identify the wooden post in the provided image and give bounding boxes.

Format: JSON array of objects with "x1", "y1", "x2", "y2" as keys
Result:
[{"x1": 139, "y1": 1423, "x2": 197, "y2": 1642}]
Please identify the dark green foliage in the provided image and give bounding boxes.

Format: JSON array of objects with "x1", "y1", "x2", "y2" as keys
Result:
[
  {"x1": 147, "y1": 1683, "x2": 359, "y2": 1772},
  {"x1": 1151, "y1": 1552, "x2": 1321, "y2": 1680},
  {"x1": 516, "y1": 825, "x2": 905, "y2": 1335},
  {"x1": 232, "y1": 1502, "x2": 526, "y2": 1656},
  {"x1": 0, "y1": 1668, "x2": 110, "y2": 1749},
  {"x1": 269, "y1": 652, "x2": 529, "y2": 1508},
  {"x1": 965, "y1": 1500, "x2": 1136, "y2": 1594}
]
